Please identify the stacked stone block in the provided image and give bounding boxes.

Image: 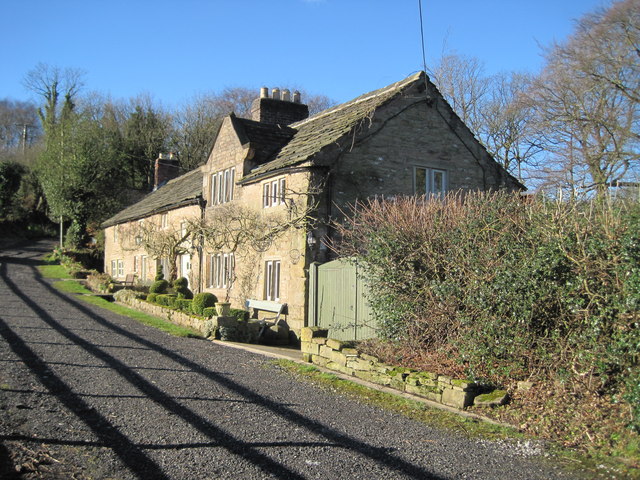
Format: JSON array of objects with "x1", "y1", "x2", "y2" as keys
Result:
[{"x1": 300, "y1": 327, "x2": 495, "y2": 410}]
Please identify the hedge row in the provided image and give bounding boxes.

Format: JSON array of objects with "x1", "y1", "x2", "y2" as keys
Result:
[{"x1": 335, "y1": 192, "x2": 640, "y2": 429}]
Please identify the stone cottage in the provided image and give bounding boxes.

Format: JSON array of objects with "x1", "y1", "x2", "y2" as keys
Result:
[{"x1": 103, "y1": 71, "x2": 523, "y2": 337}]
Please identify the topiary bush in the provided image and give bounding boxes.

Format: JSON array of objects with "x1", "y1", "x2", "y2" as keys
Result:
[
  {"x1": 155, "y1": 265, "x2": 165, "y2": 282},
  {"x1": 230, "y1": 308, "x2": 249, "y2": 322},
  {"x1": 149, "y1": 279, "x2": 169, "y2": 294},
  {"x1": 156, "y1": 294, "x2": 176, "y2": 307},
  {"x1": 172, "y1": 276, "x2": 193, "y2": 299},
  {"x1": 146, "y1": 293, "x2": 158, "y2": 303},
  {"x1": 191, "y1": 292, "x2": 218, "y2": 316},
  {"x1": 175, "y1": 298, "x2": 193, "y2": 312},
  {"x1": 202, "y1": 307, "x2": 217, "y2": 318}
]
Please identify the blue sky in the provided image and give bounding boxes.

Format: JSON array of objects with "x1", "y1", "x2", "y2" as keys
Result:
[{"x1": 1, "y1": 0, "x2": 610, "y2": 108}]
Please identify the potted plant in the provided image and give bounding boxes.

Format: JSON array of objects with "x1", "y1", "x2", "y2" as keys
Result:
[
  {"x1": 215, "y1": 301, "x2": 231, "y2": 316},
  {"x1": 214, "y1": 269, "x2": 235, "y2": 316}
]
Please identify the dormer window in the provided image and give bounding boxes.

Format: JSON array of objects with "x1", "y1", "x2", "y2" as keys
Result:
[
  {"x1": 263, "y1": 178, "x2": 286, "y2": 208},
  {"x1": 210, "y1": 167, "x2": 235, "y2": 206}
]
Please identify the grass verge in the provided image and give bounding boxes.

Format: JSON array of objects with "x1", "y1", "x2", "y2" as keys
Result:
[
  {"x1": 271, "y1": 359, "x2": 519, "y2": 440},
  {"x1": 37, "y1": 264, "x2": 72, "y2": 279},
  {"x1": 271, "y1": 359, "x2": 638, "y2": 479},
  {"x1": 48, "y1": 278, "x2": 200, "y2": 338}
]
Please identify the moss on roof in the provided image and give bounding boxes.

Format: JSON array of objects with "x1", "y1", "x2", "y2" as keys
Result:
[{"x1": 101, "y1": 169, "x2": 202, "y2": 228}]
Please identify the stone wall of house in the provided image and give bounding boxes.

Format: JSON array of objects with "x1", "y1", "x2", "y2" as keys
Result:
[
  {"x1": 328, "y1": 99, "x2": 520, "y2": 216},
  {"x1": 300, "y1": 327, "x2": 507, "y2": 409},
  {"x1": 104, "y1": 204, "x2": 202, "y2": 288},
  {"x1": 201, "y1": 128, "x2": 313, "y2": 335}
]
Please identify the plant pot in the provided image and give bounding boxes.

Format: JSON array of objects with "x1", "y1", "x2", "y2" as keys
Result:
[{"x1": 215, "y1": 302, "x2": 231, "y2": 316}]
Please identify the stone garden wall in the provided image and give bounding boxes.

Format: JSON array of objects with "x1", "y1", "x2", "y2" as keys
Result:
[{"x1": 300, "y1": 327, "x2": 506, "y2": 410}]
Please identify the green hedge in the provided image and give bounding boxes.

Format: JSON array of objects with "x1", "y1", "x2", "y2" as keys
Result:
[
  {"x1": 336, "y1": 192, "x2": 640, "y2": 429},
  {"x1": 192, "y1": 292, "x2": 218, "y2": 315},
  {"x1": 175, "y1": 299, "x2": 193, "y2": 312},
  {"x1": 203, "y1": 307, "x2": 217, "y2": 318}
]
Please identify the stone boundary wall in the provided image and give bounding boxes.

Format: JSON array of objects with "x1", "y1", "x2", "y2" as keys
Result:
[
  {"x1": 301, "y1": 327, "x2": 505, "y2": 409},
  {"x1": 117, "y1": 297, "x2": 208, "y2": 334}
]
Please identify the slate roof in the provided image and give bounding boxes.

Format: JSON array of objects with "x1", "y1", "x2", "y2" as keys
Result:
[
  {"x1": 101, "y1": 169, "x2": 202, "y2": 228},
  {"x1": 240, "y1": 71, "x2": 425, "y2": 182},
  {"x1": 230, "y1": 115, "x2": 296, "y2": 164}
]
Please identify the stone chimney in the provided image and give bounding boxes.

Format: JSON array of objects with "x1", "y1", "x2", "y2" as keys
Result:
[
  {"x1": 251, "y1": 87, "x2": 309, "y2": 126},
  {"x1": 154, "y1": 153, "x2": 179, "y2": 190}
]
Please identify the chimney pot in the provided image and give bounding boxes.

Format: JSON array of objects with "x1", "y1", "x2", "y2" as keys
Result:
[
  {"x1": 282, "y1": 89, "x2": 291, "y2": 102},
  {"x1": 293, "y1": 91, "x2": 301, "y2": 103},
  {"x1": 272, "y1": 88, "x2": 280, "y2": 100},
  {"x1": 260, "y1": 87, "x2": 269, "y2": 98}
]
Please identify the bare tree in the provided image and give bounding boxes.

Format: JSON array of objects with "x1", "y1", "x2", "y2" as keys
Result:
[
  {"x1": 22, "y1": 63, "x2": 85, "y2": 135},
  {"x1": 429, "y1": 53, "x2": 490, "y2": 135},
  {"x1": 529, "y1": 0, "x2": 640, "y2": 197},
  {"x1": 170, "y1": 87, "x2": 335, "y2": 171},
  {"x1": 429, "y1": 53, "x2": 541, "y2": 182}
]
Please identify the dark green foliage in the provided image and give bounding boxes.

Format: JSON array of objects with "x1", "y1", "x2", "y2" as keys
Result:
[
  {"x1": 335, "y1": 193, "x2": 640, "y2": 430},
  {"x1": 175, "y1": 298, "x2": 192, "y2": 312},
  {"x1": 202, "y1": 307, "x2": 217, "y2": 318},
  {"x1": 0, "y1": 161, "x2": 26, "y2": 219},
  {"x1": 154, "y1": 265, "x2": 164, "y2": 282},
  {"x1": 155, "y1": 294, "x2": 176, "y2": 307},
  {"x1": 191, "y1": 292, "x2": 218, "y2": 316},
  {"x1": 172, "y1": 276, "x2": 193, "y2": 299},
  {"x1": 146, "y1": 293, "x2": 158, "y2": 303},
  {"x1": 149, "y1": 279, "x2": 169, "y2": 294},
  {"x1": 230, "y1": 308, "x2": 249, "y2": 322}
]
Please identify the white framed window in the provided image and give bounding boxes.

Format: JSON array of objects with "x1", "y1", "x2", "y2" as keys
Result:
[
  {"x1": 279, "y1": 178, "x2": 286, "y2": 203},
  {"x1": 111, "y1": 260, "x2": 117, "y2": 277},
  {"x1": 161, "y1": 213, "x2": 168, "y2": 229},
  {"x1": 117, "y1": 260, "x2": 124, "y2": 278},
  {"x1": 113, "y1": 226, "x2": 119, "y2": 243},
  {"x1": 263, "y1": 177, "x2": 286, "y2": 208},
  {"x1": 262, "y1": 183, "x2": 271, "y2": 208},
  {"x1": 265, "y1": 260, "x2": 281, "y2": 301},
  {"x1": 141, "y1": 256, "x2": 148, "y2": 281},
  {"x1": 133, "y1": 256, "x2": 138, "y2": 273},
  {"x1": 414, "y1": 167, "x2": 447, "y2": 197},
  {"x1": 210, "y1": 167, "x2": 235, "y2": 206},
  {"x1": 208, "y1": 252, "x2": 235, "y2": 288}
]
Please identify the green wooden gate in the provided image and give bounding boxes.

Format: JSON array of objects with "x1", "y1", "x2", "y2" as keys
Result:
[{"x1": 308, "y1": 258, "x2": 377, "y2": 341}]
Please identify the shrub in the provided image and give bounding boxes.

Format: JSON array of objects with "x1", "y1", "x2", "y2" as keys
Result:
[
  {"x1": 334, "y1": 192, "x2": 640, "y2": 432},
  {"x1": 146, "y1": 293, "x2": 158, "y2": 303},
  {"x1": 113, "y1": 289, "x2": 138, "y2": 304},
  {"x1": 149, "y1": 279, "x2": 169, "y2": 294},
  {"x1": 86, "y1": 271, "x2": 112, "y2": 293},
  {"x1": 155, "y1": 265, "x2": 164, "y2": 282},
  {"x1": 156, "y1": 294, "x2": 176, "y2": 307},
  {"x1": 191, "y1": 292, "x2": 218, "y2": 316},
  {"x1": 230, "y1": 308, "x2": 249, "y2": 322},
  {"x1": 202, "y1": 307, "x2": 217, "y2": 318},
  {"x1": 175, "y1": 299, "x2": 193, "y2": 312},
  {"x1": 172, "y1": 276, "x2": 193, "y2": 299}
]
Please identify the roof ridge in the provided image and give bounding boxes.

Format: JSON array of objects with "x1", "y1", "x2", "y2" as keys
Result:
[{"x1": 291, "y1": 71, "x2": 424, "y2": 128}]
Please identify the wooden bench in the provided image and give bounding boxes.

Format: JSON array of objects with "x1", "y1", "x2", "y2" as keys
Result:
[
  {"x1": 245, "y1": 299, "x2": 287, "y2": 337},
  {"x1": 121, "y1": 274, "x2": 136, "y2": 287},
  {"x1": 245, "y1": 299, "x2": 287, "y2": 324}
]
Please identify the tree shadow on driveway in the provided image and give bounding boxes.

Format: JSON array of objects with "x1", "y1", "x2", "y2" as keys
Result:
[{"x1": 0, "y1": 259, "x2": 445, "y2": 480}]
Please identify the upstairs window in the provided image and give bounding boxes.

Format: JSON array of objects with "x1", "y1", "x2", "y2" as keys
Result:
[
  {"x1": 210, "y1": 167, "x2": 235, "y2": 206},
  {"x1": 414, "y1": 167, "x2": 447, "y2": 198},
  {"x1": 160, "y1": 213, "x2": 168, "y2": 229},
  {"x1": 263, "y1": 178, "x2": 286, "y2": 208}
]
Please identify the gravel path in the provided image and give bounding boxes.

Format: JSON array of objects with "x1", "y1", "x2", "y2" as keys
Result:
[{"x1": 0, "y1": 240, "x2": 589, "y2": 479}]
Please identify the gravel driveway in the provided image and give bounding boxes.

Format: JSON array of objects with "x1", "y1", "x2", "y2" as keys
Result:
[{"x1": 0, "y1": 240, "x2": 587, "y2": 479}]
